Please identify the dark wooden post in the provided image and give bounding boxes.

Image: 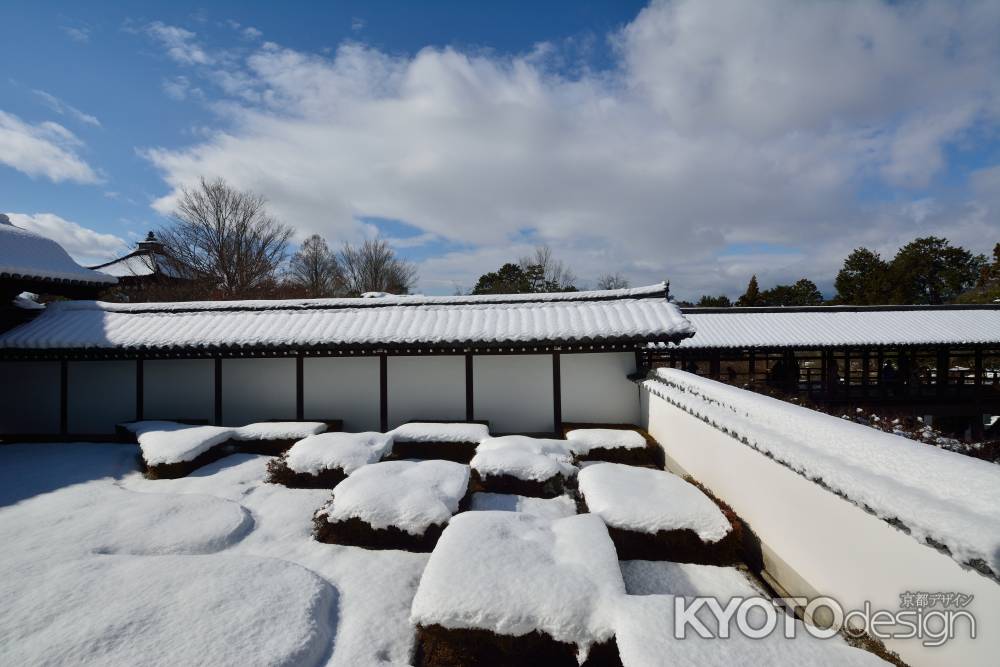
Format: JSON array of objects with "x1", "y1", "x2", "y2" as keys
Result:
[
  {"x1": 861, "y1": 350, "x2": 870, "y2": 398},
  {"x1": 936, "y1": 347, "x2": 949, "y2": 397},
  {"x1": 710, "y1": 351, "x2": 721, "y2": 380},
  {"x1": 295, "y1": 355, "x2": 304, "y2": 421},
  {"x1": 747, "y1": 350, "x2": 756, "y2": 386},
  {"x1": 59, "y1": 359, "x2": 68, "y2": 435},
  {"x1": 465, "y1": 353, "x2": 474, "y2": 421},
  {"x1": 214, "y1": 358, "x2": 223, "y2": 426},
  {"x1": 876, "y1": 349, "x2": 885, "y2": 399},
  {"x1": 136, "y1": 357, "x2": 144, "y2": 421},
  {"x1": 379, "y1": 353, "x2": 388, "y2": 432},
  {"x1": 552, "y1": 352, "x2": 562, "y2": 435},
  {"x1": 844, "y1": 349, "x2": 852, "y2": 399}
]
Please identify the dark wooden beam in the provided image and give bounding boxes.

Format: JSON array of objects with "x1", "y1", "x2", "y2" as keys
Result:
[
  {"x1": 136, "y1": 357, "x2": 144, "y2": 421},
  {"x1": 552, "y1": 352, "x2": 562, "y2": 433},
  {"x1": 465, "y1": 353, "x2": 474, "y2": 421},
  {"x1": 214, "y1": 358, "x2": 223, "y2": 426},
  {"x1": 295, "y1": 355, "x2": 304, "y2": 421},
  {"x1": 59, "y1": 359, "x2": 68, "y2": 435},
  {"x1": 379, "y1": 353, "x2": 388, "y2": 432}
]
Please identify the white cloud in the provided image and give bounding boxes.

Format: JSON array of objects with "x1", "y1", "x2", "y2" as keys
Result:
[
  {"x1": 0, "y1": 110, "x2": 101, "y2": 184},
  {"x1": 351, "y1": 18, "x2": 366, "y2": 33},
  {"x1": 5, "y1": 213, "x2": 126, "y2": 265},
  {"x1": 146, "y1": 21, "x2": 213, "y2": 66},
  {"x1": 141, "y1": 0, "x2": 1000, "y2": 297},
  {"x1": 61, "y1": 25, "x2": 91, "y2": 43},
  {"x1": 243, "y1": 26, "x2": 262, "y2": 40},
  {"x1": 32, "y1": 89, "x2": 101, "y2": 127}
]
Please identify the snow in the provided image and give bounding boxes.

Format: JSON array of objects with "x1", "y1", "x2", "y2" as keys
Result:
[
  {"x1": 469, "y1": 492, "x2": 578, "y2": 521},
  {"x1": 13, "y1": 292, "x2": 44, "y2": 309},
  {"x1": 613, "y1": 594, "x2": 886, "y2": 667},
  {"x1": 674, "y1": 308, "x2": 1000, "y2": 349},
  {"x1": 0, "y1": 215, "x2": 117, "y2": 285},
  {"x1": 565, "y1": 428, "x2": 646, "y2": 454},
  {"x1": 620, "y1": 560, "x2": 763, "y2": 598},
  {"x1": 93, "y1": 253, "x2": 157, "y2": 277},
  {"x1": 234, "y1": 421, "x2": 328, "y2": 441},
  {"x1": 578, "y1": 463, "x2": 731, "y2": 542},
  {"x1": 471, "y1": 435, "x2": 577, "y2": 482},
  {"x1": 0, "y1": 443, "x2": 427, "y2": 666},
  {"x1": 390, "y1": 422, "x2": 490, "y2": 443},
  {"x1": 646, "y1": 368, "x2": 1000, "y2": 577},
  {"x1": 123, "y1": 421, "x2": 236, "y2": 465},
  {"x1": 285, "y1": 432, "x2": 394, "y2": 475},
  {"x1": 0, "y1": 283, "x2": 693, "y2": 351},
  {"x1": 410, "y1": 511, "x2": 625, "y2": 651},
  {"x1": 317, "y1": 460, "x2": 470, "y2": 535}
]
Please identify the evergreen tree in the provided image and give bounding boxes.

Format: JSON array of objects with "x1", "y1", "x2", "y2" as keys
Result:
[
  {"x1": 834, "y1": 248, "x2": 889, "y2": 304},
  {"x1": 472, "y1": 263, "x2": 532, "y2": 294},
  {"x1": 956, "y1": 242, "x2": 1000, "y2": 303},
  {"x1": 696, "y1": 294, "x2": 732, "y2": 307},
  {"x1": 760, "y1": 278, "x2": 824, "y2": 306},
  {"x1": 887, "y1": 237, "x2": 984, "y2": 304},
  {"x1": 735, "y1": 275, "x2": 762, "y2": 306}
]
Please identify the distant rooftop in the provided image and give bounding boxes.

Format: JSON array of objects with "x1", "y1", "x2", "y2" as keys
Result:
[{"x1": 0, "y1": 214, "x2": 117, "y2": 287}]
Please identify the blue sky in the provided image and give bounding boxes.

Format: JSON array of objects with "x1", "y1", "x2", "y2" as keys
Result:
[{"x1": 2, "y1": 0, "x2": 999, "y2": 297}]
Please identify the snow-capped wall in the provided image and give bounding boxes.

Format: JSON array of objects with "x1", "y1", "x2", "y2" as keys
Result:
[
  {"x1": 640, "y1": 371, "x2": 1000, "y2": 667},
  {"x1": 387, "y1": 355, "x2": 465, "y2": 428},
  {"x1": 473, "y1": 354, "x2": 554, "y2": 433},
  {"x1": 221, "y1": 358, "x2": 295, "y2": 426},
  {"x1": 303, "y1": 357, "x2": 380, "y2": 431},
  {"x1": 143, "y1": 360, "x2": 214, "y2": 422},
  {"x1": 68, "y1": 361, "x2": 135, "y2": 434},
  {"x1": 560, "y1": 352, "x2": 639, "y2": 425}
]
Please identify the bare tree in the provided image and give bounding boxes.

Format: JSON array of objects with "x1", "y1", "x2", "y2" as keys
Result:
[
  {"x1": 518, "y1": 245, "x2": 577, "y2": 291},
  {"x1": 288, "y1": 234, "x2": 343, "y2": 297},
  {"x1": 338, "y1": 237, "x2": 418, "y2": 295},
  {"x1": 158, "y1": 177, "x2": 293, "y2": 299},
  {"x1": 597, "y1": 272, "x2": 630, "y2": 290}
]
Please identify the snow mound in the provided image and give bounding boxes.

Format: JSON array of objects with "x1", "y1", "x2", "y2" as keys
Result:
[
  {"x1": 578, "y1": 463, "x2": 731, "y2": 542},
  {"x1": 286, "y1": 431, "x2": 394, "y2": 475},
  {"x1": 614, "y1": 594, "x2": 886, "y2": 667},
  {"x1": 646, "y1": 368, "x2": 1000, "y2": 577},
  {"x1": 565, "y1": 428, "x2": 646, "y2": 455},
  {"x1": 124, "y1": 421, "x2": 235, "y2": 465},
  {"x1": 472, "y1": 436, "x2": 577, "y2": 482},
  {"x1": 391, "y1": 422, "x2": 490, "y2": 443},
  {"x1": 318, "y1": 460, "x2": 470, "y2": 535},
  {"x1": 620, "y1": 560, "x2": 762, "y2": 598},
  {"x1": 0, "y1": 554, "x2": 336, "y2": 667},
  {"x1": 410, "y1": 511, "x2": 624, "y2": 650},
  {"x1": 233, "y1": 422, "x2": 328, "y2": 441},
  {"x1": 469, "y1": 492, "x2": 578, "y2": 521}
]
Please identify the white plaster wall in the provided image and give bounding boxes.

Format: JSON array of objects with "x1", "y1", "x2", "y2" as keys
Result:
[
  {"x1": 221, "y1": 358, "x2": 295, "y2": 426},
  {"x1": 68, "y1": 361, "x2": 135, "y2": 434},
  {"x1": 387, "y1": 355, "x2": 465, "y2": 428},
  {"x1": 0, "y1": 361, "x2": 60, "y2": 434},
  {"x1": 641, "y1": 387, "x2": 1000, "y2": 667},
  {"x1": 304, "y1": 357, "x2": 380, "y2": 431},
  {"x1": 143, "y1": 359, "x2": 214, "y2": 422},
  {"x1": 560, "y1": 352, "x2": 639, "y2": 424},
  {"x1": 473, "y1": 354, "x2": 553, "y2": 433}
]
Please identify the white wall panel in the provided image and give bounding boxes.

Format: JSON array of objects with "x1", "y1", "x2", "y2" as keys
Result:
[
  {"x1": 473, "y1": 354, "x2": 553, "y2": 434},
  {"x1": 0, "y1": 361, "x2": 60, "y2": 434},
  {"x1": 221, "y1": 358, "x2": 295, "y2": 426},
  {"x1": 304, "y1": 357, "x2": 380, "y2": 432},
  {"x1": 68, "y1": 361, "x2": 135, "y2": 434},
  {"x1": 560, "y1": 352, "x2": 639, "y2": 425},
  {"x1": 387, "y1": 355, "x2": 465, "y2": 429},
  {"x1": 143, "y1": 359, "x2": 214, "y2": 422}
]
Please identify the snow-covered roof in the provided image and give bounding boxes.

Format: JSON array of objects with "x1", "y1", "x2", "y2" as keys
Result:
[
  {"x1": 92, "y1": 253, "x2": 158, "y2": 278},
  {"x1": 0, "y1": 283, "x2": 693, "y2": 354},
  {"x1": 673, "y1": 306, "x2": 1000, "y2": 349},
  {"x1": 0, "y1": 215, "x2": 117, "y2": 286}
]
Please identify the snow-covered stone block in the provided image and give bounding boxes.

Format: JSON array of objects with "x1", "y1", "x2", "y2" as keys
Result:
[
  {"x1": 268, "y1": 431, "x2": 394, "y2": 488},
  {"x1": 314, "y1": 460, "x2": 471, "y2": 551},
  {"x1": 470, "y1": 435, "x2": 577, "y2": 497},
  {"x1": 563, "y1": 425, "x2": 664, "y2": 467},
  {"x1": 578, "y1": 463, "x2": 739, "y2": 563},
  {"x1": 390, "y1": 422, "x2": 490, "y2": 463}
]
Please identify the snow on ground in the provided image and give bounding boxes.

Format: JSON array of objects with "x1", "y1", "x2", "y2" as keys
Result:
[
  {"x1": 410, "y1": 511, "x2": 624, "y2": 652},
  {"x1": 578, "y1": 463, "x2": 731, "y2": 541},
  {"x1": 469, "y1": 492, "x2": 577, "y2": 520},
  {"x1": 390, "y1": 422, "x2": 490, "y2": 443},
  {"x1": 471, "y1": 435, "x2": 577, "y2": 482},
  {"x1": 286, "y1": 432, "x2": 394, "y2": 475},
  {"x1": 234, "y1": 422, "x2": 328, "y2": 441},
  {"x1": 565, "y1": 428, "x2": 646, "y2": 455},
  {"x1": 122, "y1": 421, "x2": 235, "y2": 465},
  {"x1": 646, "y1": 368, "x2": 1000, "y2": 577},
  {"x1": 0, "y1": 444, "x2": 425, "y2": 666},
  {"x1": 620, "y1": 560, "x2": 763, "y2": 597},
  {"x1": 317, "y1": 460, "x2": 470, "y2": 535}
]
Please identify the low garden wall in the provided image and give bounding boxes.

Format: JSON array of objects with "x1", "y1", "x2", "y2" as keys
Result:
[{"x1": 641, "y1": 370, "x2": 1000, "y2": 667}]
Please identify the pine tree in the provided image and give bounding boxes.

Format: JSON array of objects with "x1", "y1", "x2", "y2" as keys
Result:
[
  {"x1": 834, "y1": 248, "x2": 889, "y2": 305},
  {"x1": 735, "y1": 275, "x2": 762, "y2": 306},
  {"x1": 887, "y1": 237, "x2": 984, "y2": 304}
]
